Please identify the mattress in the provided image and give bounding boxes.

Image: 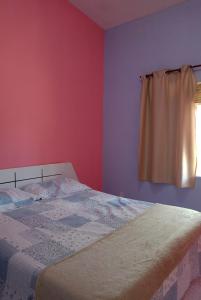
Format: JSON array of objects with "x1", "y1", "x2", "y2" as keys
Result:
[{"x1": 0, "y1": 188, "x2": 200, "y2": 300}]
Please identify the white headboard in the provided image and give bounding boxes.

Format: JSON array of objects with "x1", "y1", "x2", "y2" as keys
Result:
[{"x1": 0, "y1": 162, "x2": 78, "y2": 188}]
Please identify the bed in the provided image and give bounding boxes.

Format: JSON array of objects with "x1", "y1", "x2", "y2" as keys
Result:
[{"x1": 0, "y1": 163, "x2": 201, "y2": 300}]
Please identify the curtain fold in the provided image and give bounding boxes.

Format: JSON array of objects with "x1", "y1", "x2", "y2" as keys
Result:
[
  {"x1": 138, "y1": 65, "x2": 197, "y2": 188},
  {"x1": 195, "y1": 82, "x2": 201, "y2": 103}
]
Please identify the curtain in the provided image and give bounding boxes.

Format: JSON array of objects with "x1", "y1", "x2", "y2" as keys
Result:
[
  {"x1": 195, "y1": 82, "x2": 201, "y2": 103},
  {"x1": 138, "y1": 65, "x2": 197, "y2": 188}
]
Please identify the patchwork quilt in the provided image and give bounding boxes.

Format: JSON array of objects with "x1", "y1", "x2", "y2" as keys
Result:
[{"x1": 0, "y1": 188, "x2": 200, "y2": 300}]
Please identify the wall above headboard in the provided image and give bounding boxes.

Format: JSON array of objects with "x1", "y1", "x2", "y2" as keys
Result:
[{"x1": 0, "y1": 0, "x2": 104, "y2": 190}]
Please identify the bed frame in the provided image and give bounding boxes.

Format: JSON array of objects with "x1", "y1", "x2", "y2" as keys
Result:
[{"x1": 0, "y1": 162, "x2": 78, "y2": 188}]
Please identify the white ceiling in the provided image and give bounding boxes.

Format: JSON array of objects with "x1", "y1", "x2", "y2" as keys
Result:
[{"x1": 69, "y1": 0, "x2": 187, "y2": 29}]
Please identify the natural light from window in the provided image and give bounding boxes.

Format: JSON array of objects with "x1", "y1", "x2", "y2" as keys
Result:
[{"x1": 196, "y1": 104, "x2": 201, "y2": 176}]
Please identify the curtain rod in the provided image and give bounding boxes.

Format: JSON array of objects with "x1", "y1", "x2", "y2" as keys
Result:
[{"x1": 140, "y1": 64, "x2": 201, "y2": 79}]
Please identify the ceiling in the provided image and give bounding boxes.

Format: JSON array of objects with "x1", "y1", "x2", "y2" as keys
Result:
[{"x1": 69, "y1": 0, "x2": 187, "y2": 29}]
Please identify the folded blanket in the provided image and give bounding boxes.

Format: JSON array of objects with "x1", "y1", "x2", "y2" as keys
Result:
[{"x1": 36, "y1": 204, "x2": 201, "y2": 300}]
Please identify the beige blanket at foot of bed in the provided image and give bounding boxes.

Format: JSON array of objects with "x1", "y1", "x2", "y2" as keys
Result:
[{"x1": 36, "y1": 204, "x2": 201, "y2": 300}]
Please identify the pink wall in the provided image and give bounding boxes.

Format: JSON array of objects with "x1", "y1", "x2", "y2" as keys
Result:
[{"x1": 0, "y1": 0, "x2": 104, "y2": 189}]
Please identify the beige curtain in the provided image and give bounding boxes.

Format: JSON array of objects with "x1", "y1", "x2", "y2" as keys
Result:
[{"x1": 139, "y1": 65, "x2": 197, "y2": 188}]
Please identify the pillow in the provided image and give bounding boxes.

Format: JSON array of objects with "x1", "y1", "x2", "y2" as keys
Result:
[
  {"x1": 21, "y1": 176, "x2": 89, "y2": 199},
  {"x1": 53, "y1": 176, "x2": 89, "y2": 195},
  {"x1": 0, "y1": 187, "x2": 40, "y2": 212}
]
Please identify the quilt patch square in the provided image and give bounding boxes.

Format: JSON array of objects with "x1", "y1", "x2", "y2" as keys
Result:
[
  {"x1": 20, "y1": 229, "x2": 49, "y2": 244},
  {"x1": 63, "y1": 190, "x2": 95, "y2": 202},
  {"x1": 0, "y1": 239, "x2": 16, "y2": 281},
  {"x1": 97, "y1": 214, "x2": 126, "y2": 229},
  {"x1": 29, "y1": 203, "x2": 54, "y2": 213},
  {"x1": 5, "y1": 208, "x2": 37, "y2": 221},
  {"x1": 19, "y1": 214, "x2": 52, "y2": 229},
  {"x1": 60, "y1": 214, "x2": 90, "y2": 228},
  {"x1": 23, "y1": 240, "x2": 72, "y2": 265}
]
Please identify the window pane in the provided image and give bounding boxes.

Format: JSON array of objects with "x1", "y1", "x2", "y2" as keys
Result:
[{"x1": 196, "y1": 104, "x2": 201, "y2": 176}]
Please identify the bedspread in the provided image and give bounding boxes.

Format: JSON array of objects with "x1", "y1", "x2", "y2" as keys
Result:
[
  {"x1": 0, "y1": 188, "x2": 201, "y2": 300},
  {"x1": 0, "y1": 189, "x2": 152, "y2": 300}
]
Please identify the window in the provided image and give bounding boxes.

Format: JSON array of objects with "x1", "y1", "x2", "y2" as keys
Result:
[{"x1": 195, "y1": 83, "x2": 201, "y2": 176}]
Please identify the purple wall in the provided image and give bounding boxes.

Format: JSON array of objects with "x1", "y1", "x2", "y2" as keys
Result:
[{"x1": 104, "y1": 0, "x2": 201, "y2": 211}]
